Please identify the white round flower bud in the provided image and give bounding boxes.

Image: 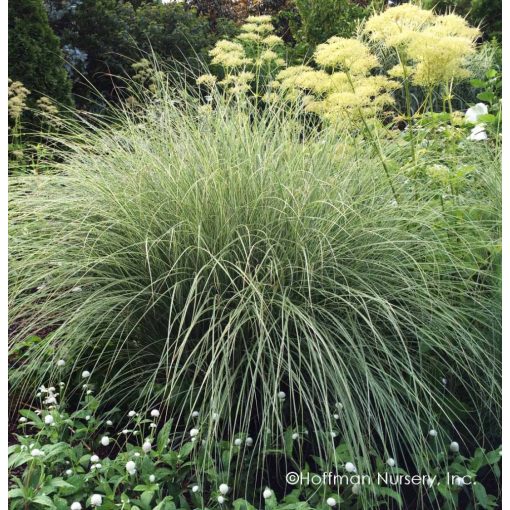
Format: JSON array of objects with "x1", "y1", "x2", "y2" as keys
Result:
[
  {"x1": 149, "y1": 474, "x2": 156, "y2": 483},
  {"x1": 90, "y1": 494, "x2": 102, "y2": 507},
  {"x1": 245, "y1": 437, "x2": 254, "y2": 446},
  {"x1": 101, "y1": 436, "x2": 110, "y2": 446},
  {"x1": 219, "y1": 483, "x2": 229, "y2": 495},
  {"x1": 326, "y1": 497, "x2": 337, "y2": 507},
  {"x1": 429, "y1": 429, "x2": 438, "y2": 437},
  {"x1": 277, "y1": 391, "x2": 286, "y2": 400},
  {"x1": 90, "y1": 454, "x2": 99, "y2": 463},
  {"x1": 57, "y1": 359, "x2": 65, "y2": 367},
  {"x1": 234, "y1": 438, "x2": 242, "y2": 446},
  {"x1": 217, "y1": 496, "x2": 225, "y2": 504},
  {"x1": 150, "y1": 409, "x2": 160, "y2": 418},
  {"x1": 192, "y1": 485, "x2": 199, "y2": 493},
  {"x1": 450, "y1": 441, "x2": 460, "y2": 453},
  {"x1": 44, "y1": 415, "x2": 54, "y2": 425},
  {"x1": 192, "y1": 411, "x2": 199, "y2": 418},
  {"x1": 82, "y1": 371, "x2": 90, "y2": 378},
  {"x1": 344, "y1": 462, "x2": 356, "y2": 473},
  {"x1": 292, "y1": 433, "x2": 299, "y2": 440},
  {"x1": 387, "y1": 458, "x2": 396, "y2": 467},
  {"x1": 263, "y1": 488, "x2": 272, "y2": 499},
  {"x1": 142, "y1": 441, "x2": 152, "y2": 453},
  {"x1": 189, "y1": 428, "x2": 199, "y2": 438},
  {"x1": 71, "y1": 502, "x2": 82, "y2": 510},
  {"x1": 128, "y1": 410, "x2": 136, "y2": 417}
]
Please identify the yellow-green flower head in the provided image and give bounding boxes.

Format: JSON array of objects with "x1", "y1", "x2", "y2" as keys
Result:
[
  {"x1": 237, "y1": 32, "x2": 262, "y2": 43},
  {"x1": 196, "y1": 74, "x2": 217, "y2": 87},
  {"x1": 246, "y1": 15, "x2": 272, "y2": 24},
  {"x1": 314, "y1": 37, "x2": 379, "y2": 75},
  {"x1": 387, "y1": 63, "x2": 415, "y2": 79},
  {"x1": 407, "y1": 31, "x2": 474, "y2": 86},
  {"x1": 277, "y1": 66, "x2": 331, "y2": 94},
  {"x1": 262, "y1": 35, "x2": 284, "y2": 46},
  {"x1": 210, "y1": 40, "x2": 252, "y2": 68},
  {"x1": 363, "y1": 4, "x2": 434, "y2": 47},
  {"x1": 428, "y1": 13, "x2": 481, "y2": 40},
  {"x1": 260, "y1": 49, "x2": 279, "y2": 62},
  {"x1": 241, "y1": 22, "x2": 274, "y2": 34}
]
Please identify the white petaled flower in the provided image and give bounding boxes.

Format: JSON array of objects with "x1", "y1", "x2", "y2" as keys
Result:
[
  {"x1": 90, "y1": 454, "x2": 99, "y2": 463},
  {"x1": 100, "y1": 436, "x2": 110, "y2": 447},
  {"x1": 468, "y1": 124, "x2": 488, "y2": 141},
  {"x1": 245, "y1": 437, "x2": 254, "y2": 446},
  {"x1": 82, "y1": 371, "x2": 90, "y2": 378},
  {"x1": 429, "y1": 429, "x2": 438, "y2": 437},
  {"x1": 31, "y1": 449, "x2": 44, "y2": 457},
  {"x1": 387, "y1": 458, "x2": 396, "y2": 467},
  {"x1": 142, "y1": 441, "x2": 152, "y2": 453},
  {"x1": 44, "y1": 415, "x2": 54, "y2": 425},
  {"x1": 192, "y1": 411, "x2": 199, "y2": 418},
  {"x1": 126, "y1": 460, "x2": 137, "y2": 475},
  {"x1": 192, "y1": 485, "x2": 199, "y2": 493},
  {"x1": 344, "y1": 462, "x2": 356, "y2": 473},
  {"x1": 149, "y1": 474, "x2": 156, "y2": 483},
  {"x1": 128, "y1": 410, "x2": 136, "y2": 417},
  {"x1": 190, "y1": 428, "x2": 199, "y2": 438},
  {"x1": 277, "y1": 391, "x2": 286, "y2": 400},
  {"x1": 292, "y1": 433, "x2": 299, "y2": 440},
  {"x1": 450, "y1": 441, "x2": 460, "y2": 453},
  {"x1": 326, "y1": 497, "x2": 337, "y2": 507},
  {"x1": 234, "y1": 438, "x2": 242, "y2": 446},
  {"x1": 465, "y1": 102, "x2": 488, "y2": 123},
  {"x1": 352, "y1": 483, "x2": 361, "y2": 495},
  {"x1": 263, "y1": 487, "x2": 273, "y2": 499},
  {"x1": 66, "y1": 469, "x2": 73, "y2": 475},
  {"x1": 106, "y1": 420, "x2": 113, "y2": 426},
  {"x1": 57, "y1": 359, "x2": 65, "y2": 367},
  {"x1": 70, "y1": 503, "x2": 82, "y2": 510},
  {"x1": 90, "y1": 494, "x2": 102, "y2": 507},
  {"x1": 219, "y1": 483, "x2": 229, "y2": 495},
  {"x1": 150, "y1": 409, "x2": 160, "y2": 418},
  {"x1": 19, "y1": 417, "x2": 27, "y2": 423},
  {"x1": 217, "y1": 496, "x2": 225, "y2": 504}
]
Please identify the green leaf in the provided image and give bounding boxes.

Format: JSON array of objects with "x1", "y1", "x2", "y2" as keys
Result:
[
  {"x1": 477, "y1": 91, "x2": 495, "y2": 103},
  {"x1": 7, "y1": 488, "x2": 25, "y2": 499},
  {"x1": 485, "y1": 69, "x2": 498, "y2": 79},
  {"x1": 473, "y1": 482, "x2": 489, "y2": 509},
  {"x1": 477, "y1": 114, "x2": 497, "y2": 123},
  {"x1": 178, "y1": 442, "x2": 195, "y2": 459},
  {"x1": 32, "y1": 494, "x2": 56, "y2": 508},
  {"x1": 157, "y1": 419, "x2": 173, "y2": 453},
  {"x1": 470, "y1": 79, "x2": 486, "y2": 88}
]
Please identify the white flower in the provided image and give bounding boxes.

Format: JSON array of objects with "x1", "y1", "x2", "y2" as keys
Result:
[
  {"x1": 44, "y1": 415, "x2": 54, "y2": 425},
  {"x1": 192, "y1": 411, "x2": 199, "y2": 418},
  {"x1": 191, "y1": 437, "x2": 196, "y2": 442},
  {"x1": 100, "y1": 436, "x2": 110, "y2": 446},
  {"x1": 190, "y1": 428, "x2": 199, "y2": 438},
  {"x1": 106, "y1": 420, "x2": 113, "y2": 426},
  {"x1": 219, "y1": 483, "x2": 229, "y2": 495},
  {"x1": 277, "y1": 391, "x2": 286, "y2": 400},
  {"x1": 86, "y1": 390, "x2": 92, "y2": 395},
  {"x1": 134, "y1": 452, "x2": 141, "y2": 457},
  {"x1": 122, "y1": 429, "x2": 131, "y2": 435},
  {"x1": 66, "y1": 469, "x2": 73, "y2": 475},
  {"x1": 352, "y1": 483, "x2": 361, "y2": 495},
  {"x1": 82, "y1": 370, "x2": 90, "y2": 378},
  {"x1": 192, "y1": 485, "x2": 199, "y2": 493},
  {"x1": 217, "y1": 496, "x2": 225, "y2": 504},
  {"x1": 149, "y1": 423, "x2": 157, "y2": 428},
  {"x1": 19, "y1": 417, "x2": 27, "y2": 423},
  {"x1": 150, "y1": 409, "x2": 160, "y2": 418},
  {"x1": 90, "y1": 454, "x2": 99, "y2": 463},
  {"x1": 292, "y1": 433, "x2": 299, "y2": 440},
  {"x1": 142, "y1": 441, "x2": 152, "y2": 453},
  {"x1": 387, "y1": 458, "x2": 396, "y2": 467},
  {"x1": 450, "y1": 441, "x2": 460, "y2": 453},
  {"x1": 70, "y1": 503, "x2": 82, "y2": 510},
  {"x1": 212, "y1": 412, "x2": 220, "y2": 421},
  {"x1": 263, "y1": 488, "x2": 273, "y2": 499},
  {"x1": 326, "y1": 497, "x2": 337, "y2": 507},
  {"x1": 467, "y1": 124, "x2": 488, "y2": 141},
  {"x1": 245, "y1": 437, "x2": 254, "y2": 446},
  {"x1": 330, "y1": 431, "x2": 337, "y2": 438},
  {"x1": 234, "y1": 438, "x2": 242, "y2": 446},
  {"x1": 31, "y1": 449, "x2": 44, "y2": 457},
  {"x1": 454, "y1": 476, "x2": 465, "y2": 487},
  {"x1": 465, "y1": 103, "x2": 488, "y2": 123},
  {"x1": 333, "y1": 414, "x2": 340, "y2": 420},
  {"x1": 90, "y1": 494, "x2": 102, "y2": 507},
  {"x1": 59, "y1": 382, "x2": 65, "y2": 387},
  {"x1": 128, "y1": 410, "x2": 136, "y2": 417},
  {"x1": 344, "y1": 462, "x2": 356, "y2": 473},
  {"x1": 91, "y1": 463, "x2": 102, "y2": 470},
  {"x1": 126, "y1": 460, "x2": 137, "y2": 475},
  {"x1": 149, "y1": 474, "x2": 156, "y2": 483},
  {"x1": 85, "y1": 416, "x2": 91, "y2": 421},
  {"x1": 429, "y1": 429, "x2": 438, "y2": 437},
  {"x1": 82, "y1": 384, "x2": 88, "y2": 390},
  {"x1": 57, "y1": 359, "x2": 66, "y2": 367}
]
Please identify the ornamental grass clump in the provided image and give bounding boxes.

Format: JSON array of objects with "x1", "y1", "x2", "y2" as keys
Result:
[{"x1": 9, "y1": 77, "x2": 500, "y2": 480}]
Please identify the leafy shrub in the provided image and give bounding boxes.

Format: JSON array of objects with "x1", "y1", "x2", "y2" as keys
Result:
[{"x1": 8, "y1": 0, "x2": 73, "y2": 112}]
